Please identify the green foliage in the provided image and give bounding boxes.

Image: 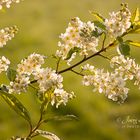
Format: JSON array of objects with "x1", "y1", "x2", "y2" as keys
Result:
[
  {"x1": 7, "y1": 68, "x2": 17, "y2": 81},
  {"x1": 93, "y1": 21, "x2": 106, "y2": 31},
  {"x1": 117, "y1": 37, "x2": 130, "y2": 56},
  {"x1": 90, "y1": 11, "x2": 105, "y2": 22},
  {"x1": 131, "y1": 8, "x2": 140, "y2": 23},
  {"x1": 35, "y1": 129, "x2": 60, "y2": 140},
  {"x1": 119, "y1": 43, "x2": 130, "y2": 56},
  {"x1": 126, "y1": 40, "x2": 140, "y2": 48},
  {"x1": 65, "y1": 47, "x2": 80, "y2": 60},
  {"x1": 44, "y1": 114, "x2": 78, "y2": 123},
  {"x1": 0, "y1": 91, "x2": 31, "y2": 124}
]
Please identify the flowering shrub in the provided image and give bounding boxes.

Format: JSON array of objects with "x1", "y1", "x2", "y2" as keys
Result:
[{"x1": 0, "y1": 1, "x2": 140, "y2": 140}]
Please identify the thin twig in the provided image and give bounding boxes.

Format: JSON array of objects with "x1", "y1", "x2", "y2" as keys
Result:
[
  {"x1": 71, "y1": 69, "x2": 84, "y2": 76},
  {"x1": 98, "y1": 54, "x2": 111, "y2": 61},
  {"x1": 102, "y1": 33, "x2": 106, "y2": 49},
  {"x1": 58, "y1": 41, "x2": 115, "y2": 74},
  {"x1": 56, "y1": 57, "x2": 61, "y2": 73}
]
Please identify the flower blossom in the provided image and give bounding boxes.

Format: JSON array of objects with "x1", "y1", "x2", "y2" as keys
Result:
[
  {"x1": 33, "y1": 67, "x2": 63, "y2": 93},
  {"x1": 56, "y1": 17, "x2": 99, "y2": 65},
  {"x1": 104, "y1": 3, "x2": 131, "y2": 38},
  {"x1": 8, "y1": 53, "x2": 74, "y2": 107},
  {"x1": 110, "y1": 55, "x2": 140, "y2": 89},
  {"x1": 9, "y1": 53, "x2": 45, "y2": 94},
  {"x1": 0, "y1": 56, "x2": 10, "y2": 73},
  {"x1": 0, "y1": 26, "x2": 18, "y2": 48},
  {"x1": 33, "y1": 67, "x2": 75, "y2": 107},
  {"x1": 82, "y1": 64, "x2": 129, "y2": 103},
  {"x1": 9, "y1": 74, "x2": 30, "y2": 94},
  {"x1": 17, "y1": 53, "x2": 46, "y2": 75},
  {"x1": 0, "y1": 0, "x2": 22, "y2": 9},
  {"x1": 51, "y1": 88, "x2": 75, "y2": 108}
]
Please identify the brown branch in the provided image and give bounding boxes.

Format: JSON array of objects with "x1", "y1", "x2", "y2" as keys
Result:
[
  {"x1": 71, "y1": 69, "x2": 84, "y2": 76},
  {"x1": 58, "y1": 41, "x2": 115, "y2": 74}
]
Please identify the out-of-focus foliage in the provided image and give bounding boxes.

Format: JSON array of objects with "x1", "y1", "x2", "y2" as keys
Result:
[{"x1": 0, "y1": 0, "x2": 140, "y2": 140}]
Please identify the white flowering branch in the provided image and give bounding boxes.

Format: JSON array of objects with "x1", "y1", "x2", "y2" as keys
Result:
[{"x1": 0, "y1": 2, "x2": 140, "y2": 140}]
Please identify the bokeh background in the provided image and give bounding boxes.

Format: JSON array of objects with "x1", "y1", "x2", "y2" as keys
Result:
[{"x1": 0, "y1": 0, "x2": 140, "y2": 140}]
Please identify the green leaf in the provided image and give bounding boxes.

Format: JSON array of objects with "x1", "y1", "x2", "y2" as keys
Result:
[
  {"x1": 35, "y1": 130, "x2": 60, "y2": 140},
  {"x1": 119, "y1": 43, "x2": 130, "y2": 56},
  {"x1": 129, "y1": 24, "x2": 140, "y2": 34},
  {"x1": 126, "y1": 41, "x2": 140, "y2": 48},
  {"x1": 131, "y1": 8, "x2": 140, "y2": 23},
  {"x1": 117, "y1": 37, "x2": 123, "y2": 43},
  {"x1": 44, "y1": 114, "x2": 78, "y2": 123},
  {"x1": 35, "y1": 92, "x2": 44, "y2": 103},
  {"x1": 0, "y1": 91, "x2": 31, "y2": 123},
  {"x1": 93, "y1": 21, "x2": 106, "y2": 31},
  {"x1": 91, "y1": 28, "x2": 102, "y2": 37},
  {"x1": 90, "y1": 11, "x2": 105, "y2": 22},
  {"x1": 10, "y1": 136, "x2": 29, "y2": 140},
  {"x1": 7, "y1": 68, "x2": 17, "y2": 81},
  {"x1": 65, "y1": 47, "x2": 80, "y2": 60}
]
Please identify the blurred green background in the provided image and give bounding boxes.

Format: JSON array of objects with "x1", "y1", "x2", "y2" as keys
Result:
[{"x1": 0, "y1": 0, "x2": 140, "y2": 140}]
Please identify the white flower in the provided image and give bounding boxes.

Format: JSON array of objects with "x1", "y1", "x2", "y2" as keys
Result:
[
  {"x1": 56, "y1": 17, "x2": 99, "y2": 65},
  {"x1": 0, "y1": 26, "x2": 18, "y2": 48},
  {"x1": 33, "y1": 67, "x2": 74, "y2": 107},
  {"x1": 9, "y1": 74, "x2": 30, "y2": 94},
  {"x1": 110, "y1": 55, "x2": 140, "y2": 89},
  {"x1": 82, "y1": 64, "x2": 129, "y2": 103},
  {"x1": 104, "y1": 3, "x2": 131, "y2": 38},
  {"x1": 51, "y1": 88, "x2": 75, "y2": 108},
  {"x1": 17, "y1": 53, "x2": 46, "y2": 75},
  {"x1": 0, "y1": 0, "x2": 22, "y2": 9},
  {"x1": 0, "y1": 56, "x2": 10, "y2": 73},
  {"x1": 33, "y1": 68, "x2": 63, "y2": 93}
]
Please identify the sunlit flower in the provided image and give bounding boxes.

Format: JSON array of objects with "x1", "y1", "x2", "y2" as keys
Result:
[
  {"x1": 33, "y1": 67, "x2": 63, "y2": 93},
  {"x1": 56, "y1": 17, "x2": 99, "y2": 65},
  {"x1": 110, "y1": 55, "x2": 140, "y2": 89},
  {"x1": 82, "y1": 64, "x2": 129, "y2": 103},
  {"x1": 0, "y1": 26, "x2": 18, "y2": 48},
  {"x1": 51, "y1": 88, "x2": 75, "y2": 108},
  {"x1": 0, "y1": 0, "x2": 22, "y2": 9},
  {"x1": 33, "y1": 67, "x2": 74, "y2": 107},
  {"x1": 17, "y1": 53, "x2": 46, "y2": 75},
  {"x1": 104, "y1": 3, "x2": 131, "y2": 38},
  {"x1": 9, "y1": 74, "x2": 30, "y2": 94},
  {"x1": 0, "y1": 56, "x2": 10, "y2": 73}
]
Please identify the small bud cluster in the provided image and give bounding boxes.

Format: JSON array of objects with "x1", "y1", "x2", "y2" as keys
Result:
[
  {"x1": 0, "y1": 26, "x2": 18, "y2": 48},
  {"x1": 104, "y1": 3, "x2": 131, "y2": 38},
  {"x1": 0, "y1": 56, "x2": 10, "y2": 73},
  {"x1": 8, "y1": 53, "x2": 74, "y2": 107},
  {"x1": 82, "y1": 64, "x2": 129, "y2": 103},
  {"x1": 0, "y1": 0, "x2": 21, "y2": 9},
  {"x1": 56, "y1": 17, "x2": 99, "y2": 65}
]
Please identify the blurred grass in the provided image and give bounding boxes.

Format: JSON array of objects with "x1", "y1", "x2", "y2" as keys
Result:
[{"x1": 0, "y1": 0, "x2": 140, "y2": 140}]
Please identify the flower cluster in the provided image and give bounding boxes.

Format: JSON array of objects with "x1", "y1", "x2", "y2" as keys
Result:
[
  {"x1": 56, "y1": 17, "x2": 99, "y2": 65},
  {"x1": 33, "y1": 67, "x2": 74, "y2": 107},
  {"x1": 82, "y1": 64, "x2": 129, "y2": 102},
  {"x1": 104, "y1": 3, "x2": 131, "y2": 38},
  {"x1": 0, "y1": 56, "x2": 10, "y2": 73},
  {"x1": 9, "y1": 74, "x2": 30, "y2": 93},
  {"x1": 8, "y1": 53, "x2": 74, "y2": 107},
  {"x1": 110, "y1": 55, "x2": 140, "y2": 89},
  {"x1": 9, "y1": 53, "x2": 45, "y2": 94},
  {"x1": 0, "y1": 0, "x2": 22, "y2": 9},
  {"x1": 17, "y1": 53, "x2": 46, "y2": 75},
  {"x1": 0, "y1": 26, "x2": 18, "y2": 48}
]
